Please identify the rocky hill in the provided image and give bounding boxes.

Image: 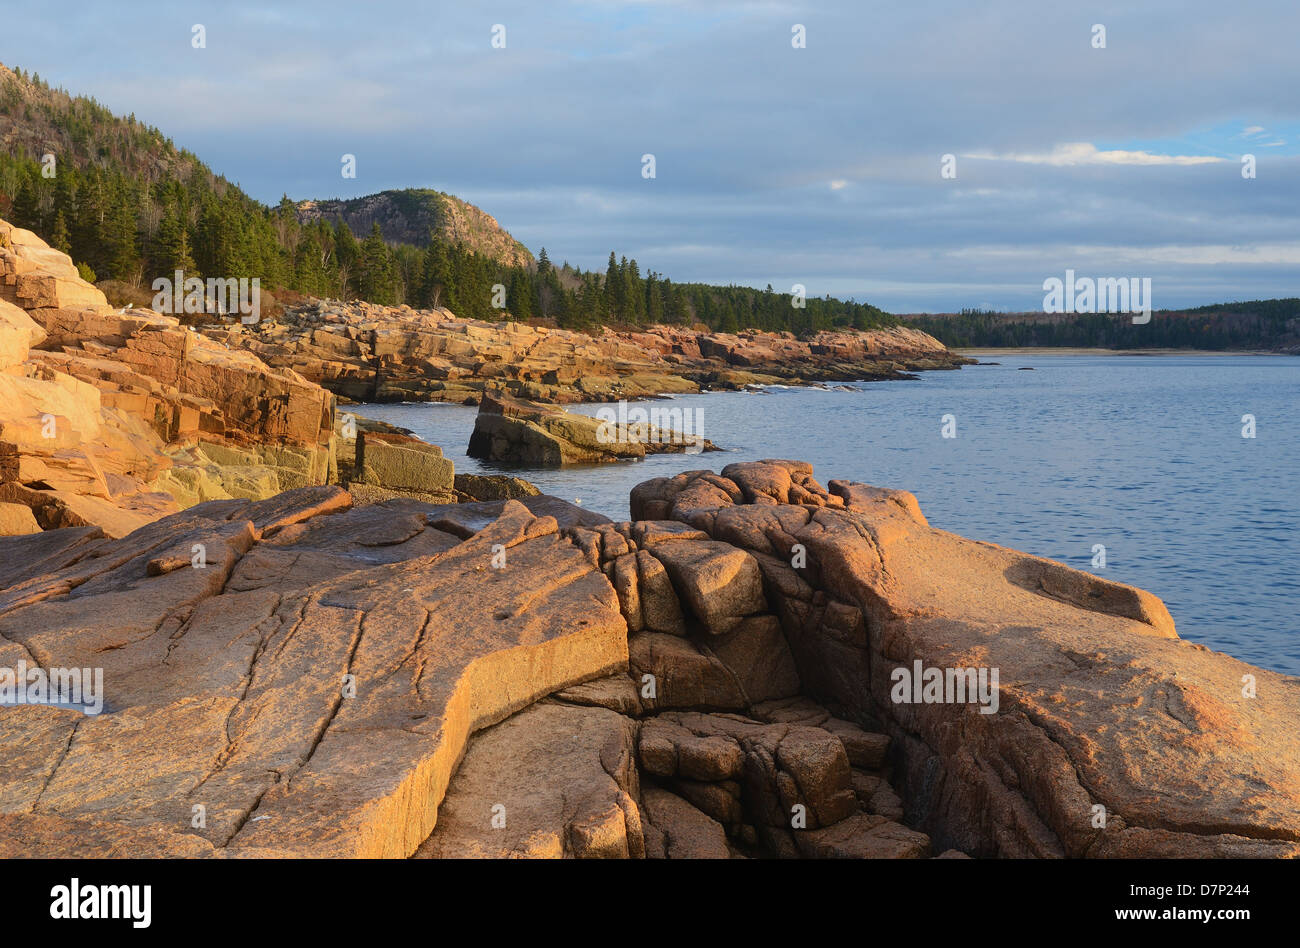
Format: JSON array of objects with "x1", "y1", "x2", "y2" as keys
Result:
[
  {"x1": 0, "y1": 62, "x2": 205, "y2": 189},
  {"x1": 297, "y1": 189, "x2": 533, "y2": 269}
]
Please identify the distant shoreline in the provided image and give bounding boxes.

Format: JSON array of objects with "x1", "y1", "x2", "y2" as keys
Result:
[{"x1": 955, "y1": 347, "x2": 1293, "y2": 357}]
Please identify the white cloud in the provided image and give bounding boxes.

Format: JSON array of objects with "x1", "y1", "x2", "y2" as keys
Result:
[
  {"x1": 965, "y1": 142, "x2": 1225, "y2": 166},
  {"x1": 829, "y1": 179, "x2": 848, "y2": 190}
]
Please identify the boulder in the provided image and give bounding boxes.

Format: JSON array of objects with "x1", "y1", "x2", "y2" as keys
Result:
[
  {"x1": 629, "y1": 631, "x2": 747, "y2": 710},
  {"x1": 639, "y1": 711, "x2": 859, "y2": 831},
  {"x1": 0, "y1": 500, "x2": 40, "y2": 535},
  {"x1": 453, "y1": 471, "x2": 541, "y2": 502},
  {"x1": 0, "y1": 297, "x2": 45, "y2": 368},
  {"x1": 641, "y1": 788, "x2": 733, "y2": 858},
  {"x1": 355, "y1": 430, "x2": 454, "y2": 495},
  {"x1": 467, "y1": 390, "x2": 717, "y2": 465},
  {"x1": 416, "y1": 701, "x2": 644, "y2": 858},
  {"x1": 647, "y1": 539, "x2": 765, "y2": 634}
]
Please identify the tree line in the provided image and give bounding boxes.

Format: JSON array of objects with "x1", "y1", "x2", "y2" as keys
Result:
[
  {"x1": 0, "y1": 66, "x2": 896, "y2": 336},
  {"x1": 906, "y1": 306, "x2": 1300, "y2": 351}
]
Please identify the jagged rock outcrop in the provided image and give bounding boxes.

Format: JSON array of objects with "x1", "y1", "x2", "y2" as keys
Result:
[
  {"x1": 630, "y1": 461, "x2": 1300, "y2": 857},
  {"x1": 468, "y1": 389, "x2": 718, "y2": 465},
  {"x1": 199, "y1": 297, "x2": 969, "y2": 405},
  {"x1": 0, "y1": 476, "x2": 926, "y2": 860},
  {"x1": 0, "y1": 219, "x2": 337, "y2": 537}
]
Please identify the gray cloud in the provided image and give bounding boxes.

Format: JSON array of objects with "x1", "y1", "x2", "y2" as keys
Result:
[{"x1": 4, "y1": 0, "x2": 1299, "y2": 310}]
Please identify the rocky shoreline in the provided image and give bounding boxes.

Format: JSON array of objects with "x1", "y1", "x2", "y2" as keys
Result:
[
  {"x1": 201, "y1": 297, "x2": 972, "y2": 406},
  {"x1": 2, "y1": 216, "x2": 1296, "y2": 858},
  {"x1": 1, "y1": 461, "x2": 1295, "y2": 858}
]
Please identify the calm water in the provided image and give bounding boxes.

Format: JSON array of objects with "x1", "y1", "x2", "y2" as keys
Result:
[{"x1": 353, "y1": 354, "x2": 1300, "y2": 676}]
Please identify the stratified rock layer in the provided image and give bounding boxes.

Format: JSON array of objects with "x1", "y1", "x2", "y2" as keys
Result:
[
  {"x1": 201, "y1": 297, "x2": 968, "y2": 405},
  {"x1": 0, "y1": 218, "x2": 337, "y2": 537}
]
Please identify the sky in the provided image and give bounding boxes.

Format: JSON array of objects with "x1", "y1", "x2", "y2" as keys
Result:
[{"x1": 4, "y1": 0, "x2": 1300, "y2": 312}]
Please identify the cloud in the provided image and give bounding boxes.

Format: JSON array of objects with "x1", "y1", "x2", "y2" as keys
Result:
[
  {"x1": 8, "y1": 0, "x2": 1300, "y2": 310},
  {"x1": 964, "y1": 143, "x2": 1225, "y2": 167}
]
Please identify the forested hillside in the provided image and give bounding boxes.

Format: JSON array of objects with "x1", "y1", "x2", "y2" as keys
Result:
[{"x1": 0, "y1": 62, "x2": 896, "y2": 334}]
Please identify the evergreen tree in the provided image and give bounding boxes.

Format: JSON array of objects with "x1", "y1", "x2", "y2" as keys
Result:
[
  {"x1": 334, "y1": 221, "x2": 360, "y2": 297},
  {"x1": 49, "y1": 210, "x2": 72, "y2": 255},
  {"x1": 11, "y1": 175, "x2": 40, "y2": 230},
  {"x1": 104, "y1": 181, "x2": 140, "y2": 282},
  {"x1": 508, "y1": 269, "x2": 533, "y2": 320},
  {"x1": 155, "y1": 203, "x2": 196, "y2": 275},
  {"x1": 357, "y1": 223, "x2": 397, "y2": 304},
  {"x1": 625, "y1": 258, "x2": 644, "y2": 323}
]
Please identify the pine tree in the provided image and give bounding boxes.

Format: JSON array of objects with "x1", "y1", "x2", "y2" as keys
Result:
[
  {"x1": 156, "y1": 203, "x2": 197, "y2": 276},
  {"x1": 645, "y1": 271, "x2": 663, "y2": 325},
  {"x1": 420, "y1": 236, "x2": 453, "y2": 309},
  {"x1": 334, "y1": 222, "x2": 359, "y2": 297},
  {"x1": 104, "y1": 180, "x2": 140, "y2": 282},
  {"x1": 49, "y1": 210, "x2": 72, "y2": 255},
  {"x1": 358, "y1": 223, "x2": 397, "y2": 305},
  {"x1": 625, "y1": 258, "x2": 644, "y2": 323},
  {"x1": 508, "y1": 269, "x2": 533, "y2": 320},
  {"x1": 294, "y1": 230, "x2": 327, "y2": 296},
  {"x1": 11, "y1": 175, "x2": 40, "y2": 230}
]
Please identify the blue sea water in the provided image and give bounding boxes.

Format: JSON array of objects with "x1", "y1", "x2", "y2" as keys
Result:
[{"x1": 352, "y1": 353, "x2": 1300, "y2": 676}]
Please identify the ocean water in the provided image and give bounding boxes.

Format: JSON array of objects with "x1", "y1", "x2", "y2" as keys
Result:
[{"x1": 352, "y1": 354, "x2": 1300, "y2": 676}]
